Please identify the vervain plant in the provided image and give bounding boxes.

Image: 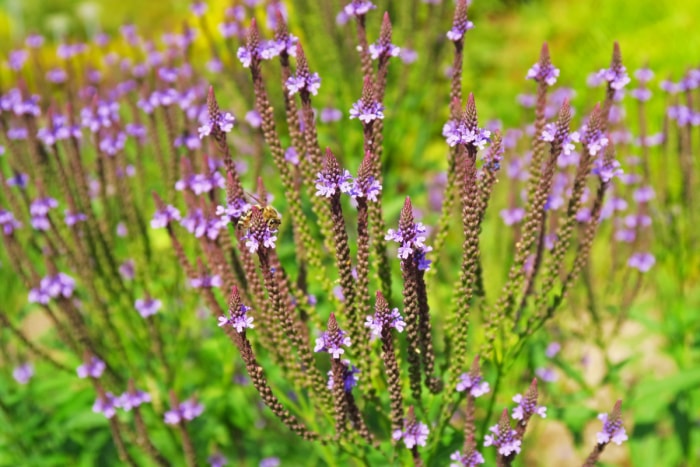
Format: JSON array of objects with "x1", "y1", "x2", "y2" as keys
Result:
[{"x1": 8, "y1": 0, "x2": 693, "y2": 464}]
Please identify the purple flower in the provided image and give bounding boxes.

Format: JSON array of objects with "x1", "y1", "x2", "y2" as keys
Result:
[
  {"x1": 592, "y1": 158, "x2": 623, "y2": 183},
  {"x1": 151, "y1": 205, "x2": 181, "y2": 228},
  {"x1": 500, "y1": 207, "x2": 525, "y2": 226},
  {"x1": 176, "y1": 172, "x2": 225, "y2": 195},
  {"x1": 135, "y1": 298, "x2": 162, "y2": 318},
  {"x1": 245, "y1": 110, "x2": 262, "y2": 128},
  {"x1": 512, "y1": 393, "x2": 547, "y2": 421},
  {"x1": 13, "y1": 363, "x2": 34, "y2": 384},
  {"x1": 259, "y1": 458, "x2": 280, "y2": 467},
  {"x1": 596, "y1": 412, "x2": 627, "y2": 445},
  {"x1": 399, "y1": 48, "x2": 418, "y2": 64},
  {"x1": 208, "y1": 453, "x2": 228, "y2": 467},
  {"x1": 628, "y1": 252, "x2": 655, "y2": 272},
  {"x1": 99, "y1": 132, "x2": 127, "y2": 156},
  {"x1": 343, "y1": 0, "x2": 376, "y2": 17},
  {"x1": 580, "y1": 124, "x2": 609, "y2": 156},
  {"x1": 327, "y1": 359, "x2": 360, "y2": 392},
  {"x1": 8, "y1": 49, "x2": 28, "y2": 71},
  {"x1": 634, "y1": 67, "x2": 654, "y2": 83},
  {"x1": 365, "y1": 307, "x2": 406, "y2": 340},
  {"x1": 314, "y1": 327, "x2": 351, "y2": 359},
  {"x1": 484, "y1": 423, "x2": 521, "y2": 456},
  {"x1": 5, "y1": 172, "x2": 26, "y2": 189},
  {"x1": 285, "y1": 72, "x2": 321, "y2": 96},
  {"x1": 446, "y1": 20, "x2": 474, "y2": 42},
  {"x1": 26, "y1": 34, "x2": 44, "y2": 48},
  {"x1": 545, "y1": 342, "x2": 561, "y2": 358},
  {"x1": 368, "y1": 40, "x2": 400, "y2": 60},
  {"x1": 347, "y1": 175, "x2": 382, "y2": 202},
  {"x1": 0, "y1": 210, "x2": 22, "y2": 235},
  {"x1": 385, "y1": 221, "x2": 433, "y2": 270},
  {"x1": 456, "y1": 373, "x2": 490, "y2": 398},
  {"x1": 198, "y1": 111, "x2": 235, "y2": 139},
  {"x1": 315, "y1": 169, "x2": 353, "y2": 198},
  {"x1": 116, "y1": 389, "x2": 151, "y2": 411},
  {"x1": 442, "y1": 120, "x2": 491, "y2": 150},
  {"x1": 189, "y1": 274, "x2": 222, "y2": 288},
  {"x1": 7, "y1": 126, "x2": 28, "y2": 140},
  {"x1": 119, "y1": 260, "x2": 135, "y2": 280},
  {"x1": 597, "y1": 65, "x2": 631, "y2": 90},
  {"x1": 449, "y1": 449, "x2": 485, "y2": 467},
  {"x1": 77, "y1": 357, "x2": 106, "y2": 379},
  {"x1": 392, "y1": 418, "x2": 429, "y2": 449},
  {"x1": 535, "y1": 367, "x2": 558, "y2": 383},
  {"x1": 526, "y1": 62, "x2": 560, "y2": 86},
  {"x1": 218, "y1": 303, "x2": 254, "y2": 333},
  {"x1": 630, "y1": 87, "x2": 652, "y2": 101},
  {"x1": 191, "y1": 1, "x2": 207, "y2": 16},
  {"x1": 320, "y1": 107, "x2": 343, "y2": 123},
  {"x1": 64, "y1": 211, "x2": 87, "y2": 226},
  {"x1": 633, "y1": 186, "x2": 655, "y2": 203},
  {"x1": 349, "y1": 99, "x2": 384, "y2": 123},
  {"x1": 216, "y1": 198, "x2": 251, "y2": 223},
  {"x1": 93, "y1": 392, "x2": 118, "y2": 419},
  {"x1": 29, "y1": 273, "x2": 76, "y2": 304},
  {"x1": 81, "y1": 100, "x2": 120, "y2": 133},
  {"x1": 164, "y1": 398, "x2": 204, "y2": 425}
]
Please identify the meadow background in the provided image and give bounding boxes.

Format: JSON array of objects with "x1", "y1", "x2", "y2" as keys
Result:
[{"x1": 1, "y1": 0, "x2": 699, "y2": 466}]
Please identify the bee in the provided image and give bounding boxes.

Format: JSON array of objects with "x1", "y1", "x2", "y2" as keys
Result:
[{"x1": 236, "y1": 192, "x2": 282, "y2": 232}]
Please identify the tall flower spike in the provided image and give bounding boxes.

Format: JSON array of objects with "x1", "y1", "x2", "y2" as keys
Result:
[
  {"x1": 526, "y1": 43, "x2": 560, "y2": 86},
  {"x1": 581, "y1": 105, "x2": 609, "y2": 156},
  {"x1": 237, "y1": 20, "x2": 262, "y2": 69},
  {"x1": 392, "y1": 406, "x2": 429, "y2": 450},
  {"x1": 484, "y1": 408, "x2": 521, "y2": 458},
  {"x1": 369, "y1": 13, "x2": 400, "y2": 61},
  {"x1": 512, "y1": 378, "x2": 546, "y2": 440},
  {"x1": 315, "y1": 313, "x2": 351, "y2": 359},
  {"x1": 200, "y1": 86, "x2": 235, "y2": 140},
  {"x1": 218, "y1": 286, "x2": 255, "y2": 333},
  {"x1": 285, "y1": 43, "x2": 321, "y2": 96},
  {"x1": 315, "y1": 148, "x2": 352, "y2": 198},
  {"x1": 447, "y1": 0, "x2": 473, "y2": 42},
  {"x1": 350, "y1": 76, "x2": 384, "y2": 123}
]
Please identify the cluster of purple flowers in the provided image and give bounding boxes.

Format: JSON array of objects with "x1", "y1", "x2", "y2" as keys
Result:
[
  {"x1": 442, "y1": 120, "x2": 491, "y2": 150},
  {"x1": 77, "y1": 357, "x2": 106, "y2": 379},
  {"x1": 218, "y1": 302, "x2": 255, "y2": 333},
  {"x1": 28, "y1": 273, "x2": 76, "y2": 304},
  {"x1": 392, "y1": 417, "x2": 430, "y2": 449},
  {"x1": 29, "y1": 197, "x2": 58, "y2": 231},
  {"x1": 135, "y1": 297, "x2": 162, "y2": 318},
  {"x1": 455, "y1": 372, "x2": 490, "y2": 398},
  {"x1": 164, "y1": 398, "x2": 204, "y2": 425},
  {"x1": 327, "y1": 360, "x2": 360, "y2": 392},
  {"x1": 314, "y1": 328, "x2": 352, "y2": 359},
  {"x1": 0, "y1": 210, "x2": 22, "y2": 235},
  {"x1": 364, "y1": 307, "x2": 406, "y2": 340},
  {"x1": 385, "y1": 222, "x2": 433, "y2": 271},
  {"x1": 93, "y1": 389, "x2": 151, "y2": 419}
]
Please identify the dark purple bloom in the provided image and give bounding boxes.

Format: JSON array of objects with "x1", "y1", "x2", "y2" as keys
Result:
[
  {"x1": 189, "y1": 274, "x2": 222, "y2": 288},
  {"x1": 392, "y1": 417, "x2": 429, "y2": 449},
  {"x1": 0, "y1": 210, "x2": 22, "y2": 235},
  {"x1": 449, "y1": 449, "x2": 485, "y2": 467},
  {"x1": 77, "y1": 357, "x2": 106, "y2": 379},
  {"x1": 13, "y1": 363, "x2": 34, "y2": 384},
  {"x1": 628, "y1": 252, "x2": 655, "y2": 272},
  {"x1": 327, "y1": 359, "x2": 360, "y2": 392},
  {"x1": 93, "y1": 392, "x2": 118, "y2": 419},
  {"x1": 198, "y1": 111, "x2": 235, "y2": 138},
  {"x1": 151, "y1": 205, "x2": 181, "y2": 228},
  {"x1": 365, "y1": 307, "x2": 406, "y2": 340},
  {"x1": 135, "y1": 298, "x2": 162, "y2": 318},
  {"x1": 349, "y1": 99, "x2": 384, "y2": 123},
  {"x1": 116, "y1": 389, "x2": 151, "y2": 411},
  {"x1": 7, "y1": 172, "x2": 28, "y2": 189},
  {"x1": 119, "y1": 260, "x2": 135, "y2": 280},
  {"x1": 218, "y1": 302, "x2": 254, "y2": 333},
  {"x1": 314, "y1": 328, "x2": 351, "y2": 359},
  {"x1": 165, "y1": 398, "x2": 204, "y2": 424}
]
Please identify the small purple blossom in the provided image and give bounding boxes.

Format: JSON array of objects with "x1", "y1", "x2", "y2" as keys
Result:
[
  {"x1": 320, "y1": 107, "x2": 343, "y2": 123},
  {"x1": 385, "y1": 221, "x2": 433, "y2": 270},
  {"x1": 592, "y1": 158, "x2": 623, "y2": 183},
  {"x1": 628, "y1": 252, "x2": 655, "y2": 272},
  {"x1": 545, "y1": 342, "x2": 561, "y2": 358},
  {"x1": 512, "y1": 393, "x2": 547, "y2": 421},
  {"x1": 13, "y1": 363, "x2": 34, "y2": 384},
  {"x1": 28, "y1": 273, "x2": 76, "y2": 304},
  {"x1": 208, "y1": 453, "x2": 228, "y2": 467},
  {"x1": 245, "y1": 110, "x2": 262, "y2": 128},
  {"x1": 135, "y1": 298, "x2": 162, "y2": 318},
  {"x1": 198, "y1": 111, "x2": 235, "y2": 139},
  {"x1": 190, "y1": 274, "x2": 222, "y2": 288},
  {"x1": 442, "y1": 120, "x2": 491, "y2": 150},
  {"x1": 218, "y1": 302, "x2": 254, "y2": 333},
  {"x1": 116, "y1": 389, "x2": 151, "y2": 411},
  {"x1": 349, "y1": 99, "x2": 384, "y2": 123},
  {"x1": 285, "y1": 72, "x2": 321, "y2": 96},
  {"x1": 93, "y1": 392, "x2": 118, "y2": 419},
  {"x1": 344, "y1": 0, "x2": 376, "y2": 17},
  {"x1": 597, "y1": 65, "x2": 631, "y2": 90},
  {"x1": 364, "y1": 307, "x2": 406, "y2": 340},
  {"x1": 596, "y1": 410, "x2": 628, "y2": 445},
  {"x1": 368, "y1": 40, "x2": 400, "y2": 60},
  {"x1": 119, "y1": 260, "x2": 135, "y2": 280},
  {"x1": 634, "y1": 67, "x2": 654, "y2": 83},
  {"x1": 151, "y1": 205, "x2": 181, "y2": 228},
  {"x1": 449, "y1": 449, "x2": 485, "y2": 467},
  {"x1": 484, "y1": 423, "x2": 521, "y2": 456},
  {"x1": 77, "y1": 357, "x2": 106, "y2": 379},
  {"x1": 500, "y1": 207, "x2": 525, "y2": 226},
  {"x1": 0, "y1": 210, "x2": 22, "y2": 235},
  {"x1": 456, "y1": 373, "x2": 490, "y2": 398},
  {"x1": 259, "y1": 458, "x2": 280, "y2": 467},
  {"x1": 315, "y1": 169, "x2": 352, "y2": 198},
  {"x1": 216, "y1": 198, "x2": 251, "y2": 223},
  {"x1": 314, "y1": 328, "x2": 351, "y2": 359},
  {"x1": 526, "y1": 62, "x2": 560, "y2": 86},
  {"x1": 392, "y1": 417, "x2": 429, "y2": 449},
  {"x1": 327, "y1": 359, "x2": 360, "y2": 392},
  {"x1": 535, "y1": 367, "x2": 558, "y2": 383},
  {"x1": 446, "y1": 20, "x2": 474, "y2": 42},
  {"x1": 164, "y1": 398, "x2": 204, "y2": 425}
]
